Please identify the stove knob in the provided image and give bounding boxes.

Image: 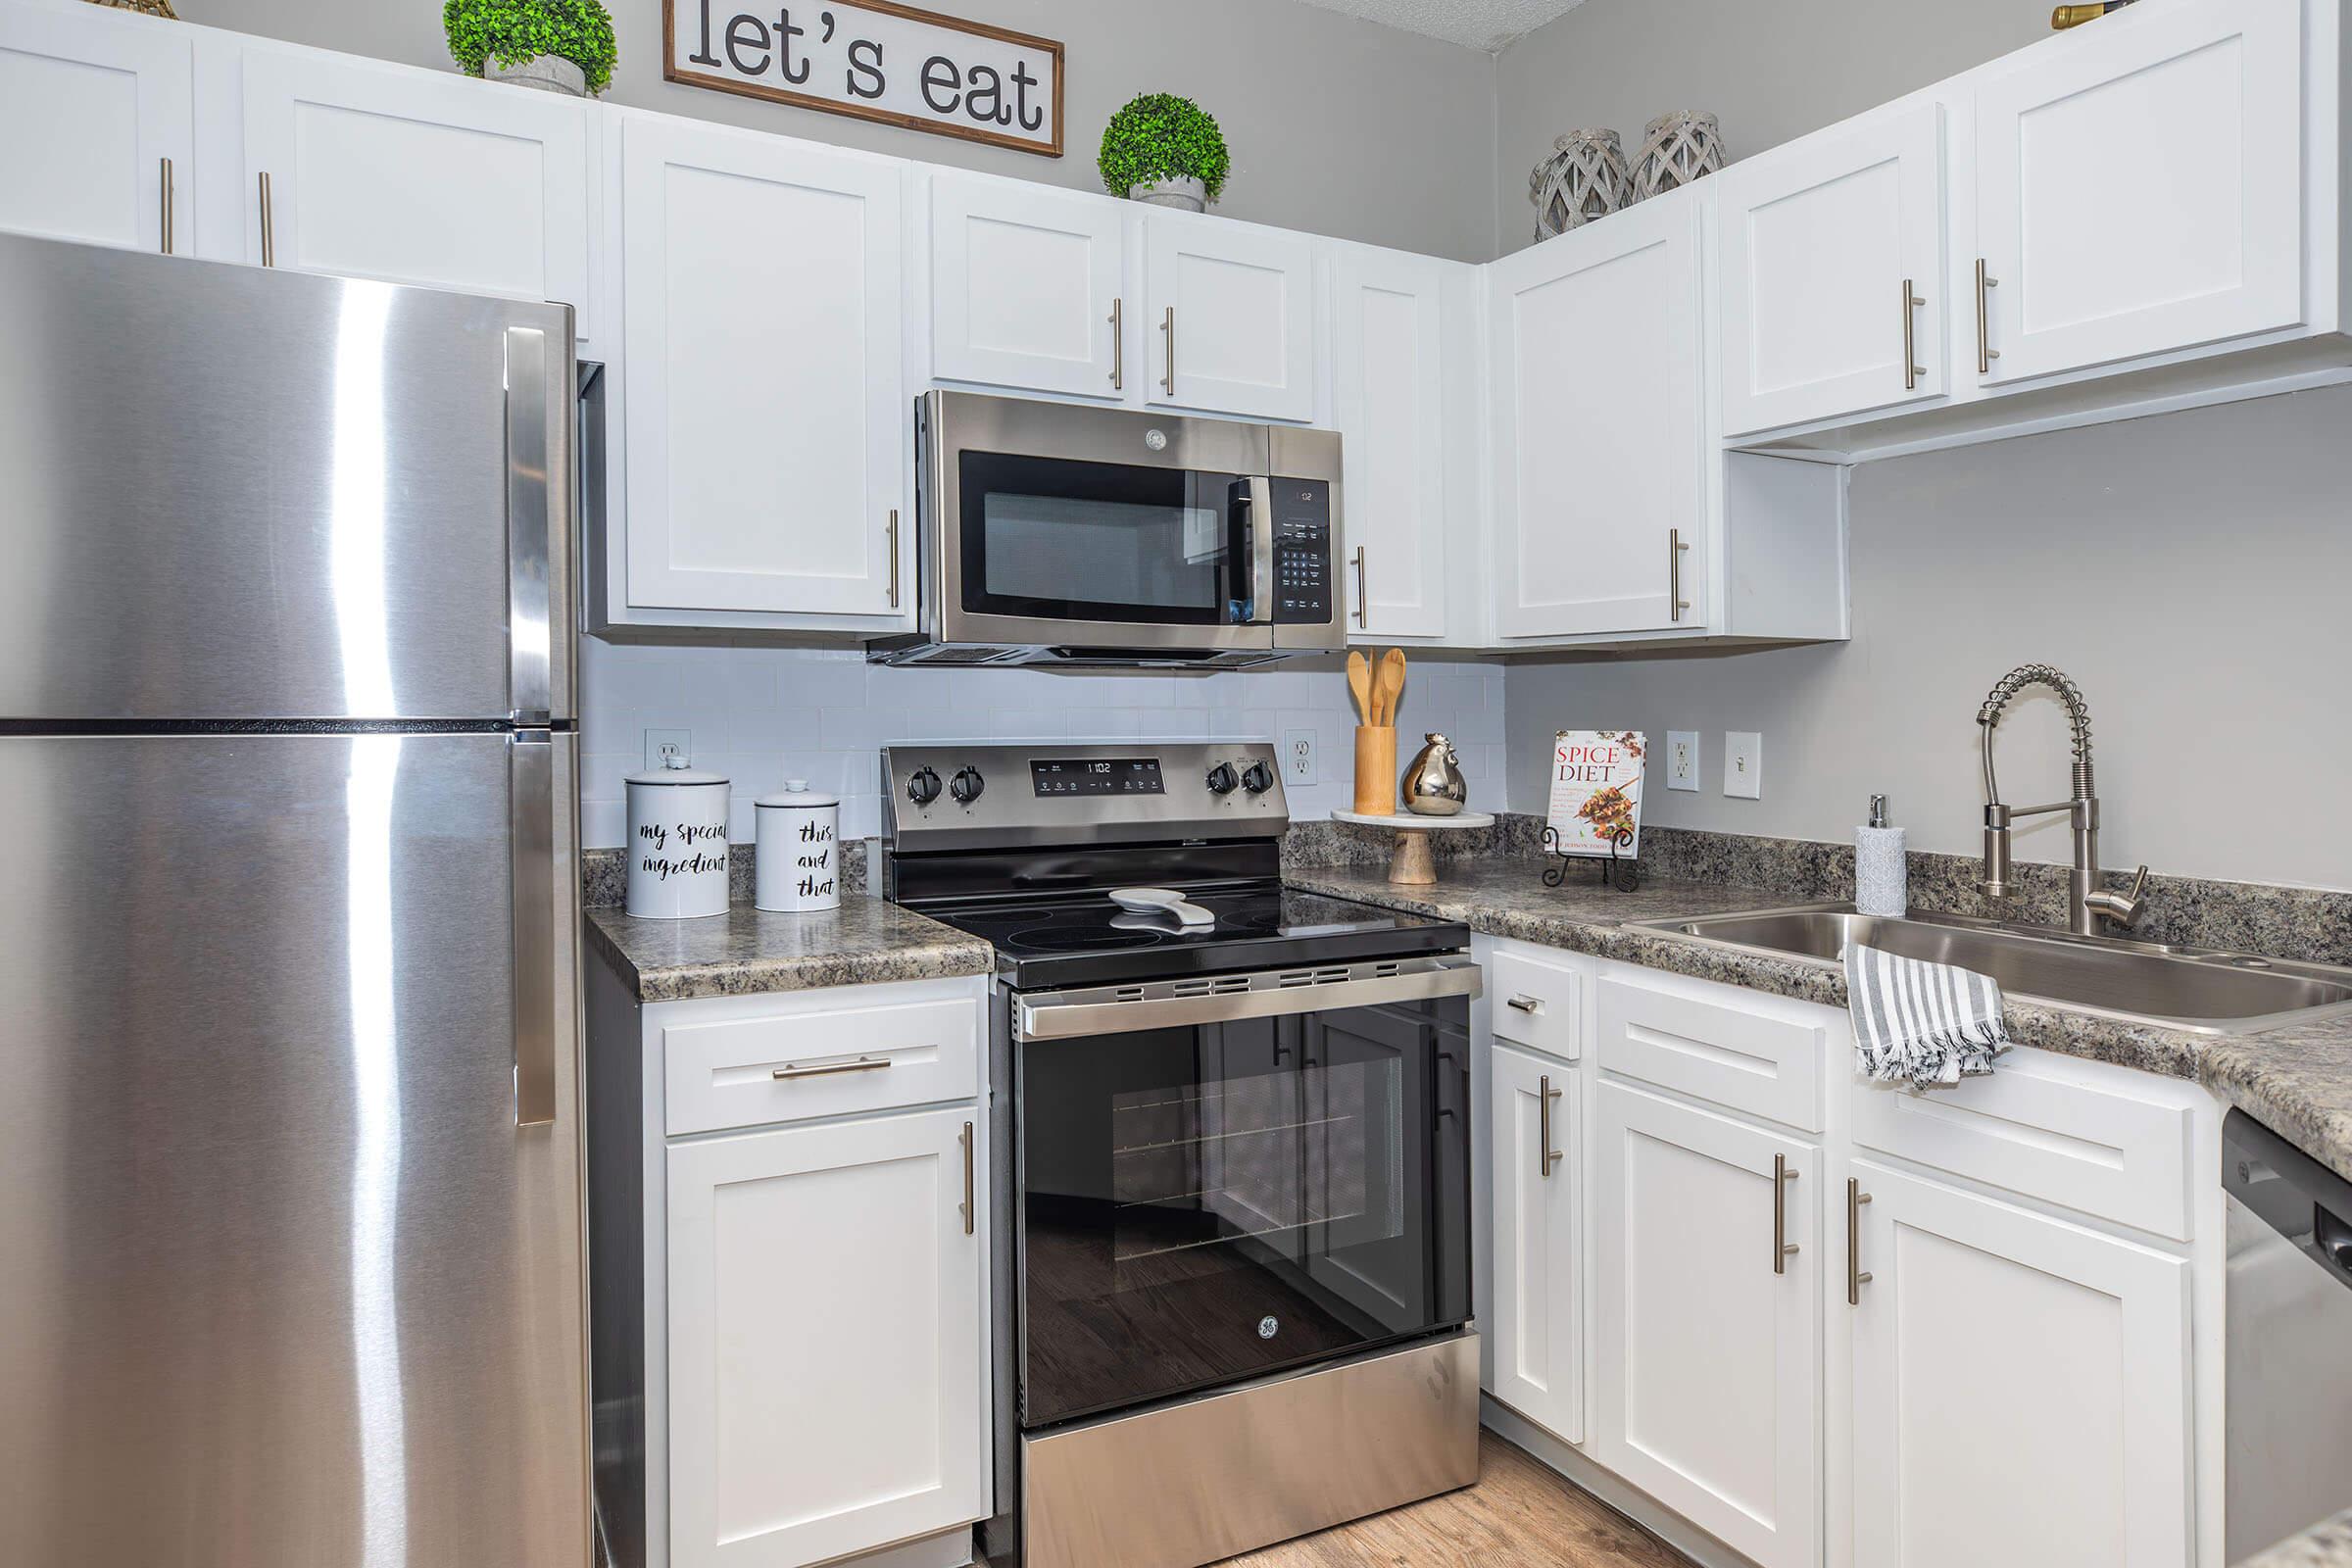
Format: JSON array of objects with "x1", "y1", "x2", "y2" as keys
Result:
[
  {"x1": 1241, "y1": 760, "x2": 1276, "y2": 795},
  {"x1": 906, "y1": 766, "x2": 942, "y2": 807},
  {"x1": 1204, "y1": 761, "x2": 1239, "y2": 796},
  {"x1": 950, "y1": 766, "x2": 986, "y2": 806}
]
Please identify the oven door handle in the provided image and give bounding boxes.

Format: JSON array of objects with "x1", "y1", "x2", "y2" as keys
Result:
[{"x1": 1016, "y1": 956, "x2": 1482, "y2": 1041}]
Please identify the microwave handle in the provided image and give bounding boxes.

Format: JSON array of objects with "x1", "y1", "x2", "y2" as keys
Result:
[{"x1": 1237, "y1": 475, "x2": 1275, "y2": 625}]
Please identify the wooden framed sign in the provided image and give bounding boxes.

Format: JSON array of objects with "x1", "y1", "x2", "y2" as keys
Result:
[{"x1": 665, "y1": 1, "x2": 1064, "y2": 157}]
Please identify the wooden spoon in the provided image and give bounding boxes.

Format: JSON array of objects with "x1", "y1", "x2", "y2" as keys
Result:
[
  {"x1": 1347, "y1": 650, "x2": 1373, "y2": 725},
  {"x1": 1376, "y1": 648, "x2": 1406, "y2": 726}
]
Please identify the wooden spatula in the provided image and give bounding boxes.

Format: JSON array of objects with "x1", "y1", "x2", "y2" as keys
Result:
[
  {"x1": 1347, "y1": 650, "x2": 1373, "y2": 725},
  {"x1": 1375, "y1": 648, "x2": 1406, "y2": 725}
]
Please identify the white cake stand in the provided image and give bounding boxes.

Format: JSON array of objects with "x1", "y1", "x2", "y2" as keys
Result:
[{"x1": 1331, "y1": 809, "x2": 1496, "y2": 886}]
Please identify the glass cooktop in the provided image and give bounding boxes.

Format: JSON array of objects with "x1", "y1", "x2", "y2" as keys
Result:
[{"x1": 919, "y1": 885, "x2": 1470, "y2": 989}]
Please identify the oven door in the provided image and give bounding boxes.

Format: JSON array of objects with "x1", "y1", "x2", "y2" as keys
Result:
[{"x1": 1012, "y1": 958, "x2": 1477, "y2": 1429}]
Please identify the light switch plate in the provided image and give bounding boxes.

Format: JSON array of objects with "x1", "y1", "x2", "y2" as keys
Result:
[
  {"x1": 1666, "y1": 731, "x2": 1700, "y2": 792},
  {"x1": 1725, "y1": 732, "x2": 1762, "y2": 799}
]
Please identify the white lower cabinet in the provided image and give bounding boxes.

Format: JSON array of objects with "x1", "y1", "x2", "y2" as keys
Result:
[
  {"x1": 1489, "y1": 1042, "x2": 1582, "y2": 1443},
  {"x1": 1842, "y1": 1160, "x2": 2193, "y2": 1568},
  {"x1": 1592, "y1": 1080, "x2": 1821, "y2": 1568},
  {"x1": 666, "y1": 1105, "x2": 985, "y2": 1568}
]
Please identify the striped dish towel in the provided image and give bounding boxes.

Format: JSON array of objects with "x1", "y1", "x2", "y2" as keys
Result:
[{"x1": 1844, "y1": 944, "x2": 2011, "y2": 1089}]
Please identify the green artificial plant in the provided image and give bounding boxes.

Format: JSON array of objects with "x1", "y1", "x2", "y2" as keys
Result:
[
  {"x1": 445, "y1": 0, "x2": 617, "y2": 95},
  {"x1": 1098, "y1": 94, "x2": 1232, "y2": 203}
]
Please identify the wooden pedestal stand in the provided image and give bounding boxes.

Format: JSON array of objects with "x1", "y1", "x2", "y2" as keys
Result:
[{"x1": 1331, "y1": 810, "x2": 1498, "y2": 886}]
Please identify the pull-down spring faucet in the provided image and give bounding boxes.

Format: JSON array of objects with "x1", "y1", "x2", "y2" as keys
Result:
[{"x1": 1977, "y1": 663, "x2": 2149, "y2": 937}]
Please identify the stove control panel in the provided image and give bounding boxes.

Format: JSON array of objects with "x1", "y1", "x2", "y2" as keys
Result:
[{"x1": 884, "y1": 741, "x2": 1289, "y2": 851}]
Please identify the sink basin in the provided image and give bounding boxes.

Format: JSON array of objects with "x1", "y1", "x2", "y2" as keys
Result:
[{"x1": 1632, "y1": 904, "x2": 2352, "y2": 1035}]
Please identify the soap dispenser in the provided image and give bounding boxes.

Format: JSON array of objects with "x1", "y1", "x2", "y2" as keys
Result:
[{"x1": 1856, "y1": 794, "x2": 1908, "y2": 917}]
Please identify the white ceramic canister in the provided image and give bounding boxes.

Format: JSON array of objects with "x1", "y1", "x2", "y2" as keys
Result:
[
  {"x1": 625, "y1": 767, "x2": 732, "y2": 919},
  {"x1": 756, "y1": 781, "x2": 842, "y2": 912}
]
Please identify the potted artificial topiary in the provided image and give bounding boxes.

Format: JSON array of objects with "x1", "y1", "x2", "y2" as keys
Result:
[
  {"x1": 444, "y1": 0, "x2": 617, "y2": 98},
  {"x1": 1099, "y1": 94, "x2": 1231, "y2": 213}
]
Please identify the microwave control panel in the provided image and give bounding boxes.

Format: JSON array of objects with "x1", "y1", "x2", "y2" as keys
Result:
[{"x1": 1269, "y1": 479, "x2": 1333, "y2": 625}]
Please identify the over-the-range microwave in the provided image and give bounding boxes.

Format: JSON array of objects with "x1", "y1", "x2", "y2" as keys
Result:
[{"x1": 869, "y1": 391, "x2": 1345, "y2": 668}]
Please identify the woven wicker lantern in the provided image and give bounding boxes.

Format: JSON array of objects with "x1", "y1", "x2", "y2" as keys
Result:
[
  {"x1": 1632, "y1": 112, "x2": 1726, "y2": 202},
  {"x1": 1528, "y1": 129, "x2": 1631, "y2": 242}
]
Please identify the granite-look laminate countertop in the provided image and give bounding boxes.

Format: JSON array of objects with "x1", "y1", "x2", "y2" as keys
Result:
[
  {"x1": 585, "y1": 896, "x2": 994, "y2": 1003},
  {"x1": 2240, "y1": 1512, "x2": 2352, "y2": 1568},
  {"x1": 1282, "y1": 857, "x2": 2352, "y2": 1188}
]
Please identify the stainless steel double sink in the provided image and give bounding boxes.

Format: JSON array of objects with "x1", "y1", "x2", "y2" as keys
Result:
[{"x1": 1632, "y1": 904, "x2": 2352, "y2": 1035}]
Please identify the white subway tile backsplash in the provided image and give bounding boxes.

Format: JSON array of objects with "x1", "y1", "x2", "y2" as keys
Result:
[{"x1": 577, "y1": 641, "x2": 1508, "y2": 847}]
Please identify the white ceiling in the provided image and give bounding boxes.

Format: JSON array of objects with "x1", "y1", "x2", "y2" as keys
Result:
[{"x1": 1289, "y1": 0, "x2": 1590, "y2": 53}]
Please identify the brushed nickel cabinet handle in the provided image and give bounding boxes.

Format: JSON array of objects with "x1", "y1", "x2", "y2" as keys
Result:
[
  {"x1": 1901, "y1": 277, "x2": 1925, "y2": 389},
  {"x1": 770, "y1": 1055, "x2": 892, "y2": 1081},
  {"x1": 259, "y1": 172, "x2": 276, "y2": 267},
  {"x1": 1351, "y1": 546, "x2": 1369, "y2": 629},
  {"x1": 1160, "y1": 306, "x2": 1175, "y2": 395},
  {"x1": 1109, "y1": 297, "x2": 1124, "y2": 389},
  {"x1": 1976, "y1": 259, "x2": 2000, "y2": 373},
  {"x1": 1774, "y1": 1154, "x2": 1800, "y2": 1274},
  {"x1": 1505, "y1": 994, "x2": 1542, "y2": 1013},
  {"x1": 1538, "y1": 1074, "x2": 1563, "y2": 1178},
  {"x1": 1669, "y1": 527, "x2": 1690, "y2": 622},
  {"x1": 159, "y1": 157, "x2": 173, "y2": 256},
  {"x1": 960, "y1": 1121, "x2": 976, "y2": 1236},
  {"x1": 886, "y1": 508, "x2": 901, "y2": 609},
  {"x1": 1847, "y1": 1178, "x2": 1875, "y2": 1305}
]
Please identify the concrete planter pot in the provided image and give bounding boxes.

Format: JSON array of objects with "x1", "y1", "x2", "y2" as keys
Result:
[
  {"x1": 485, "y1": 54, "x2": 588, "y2": 97},
  {"x1": 1128, "y1": 175, "x2": 1207, "y2": 213}
]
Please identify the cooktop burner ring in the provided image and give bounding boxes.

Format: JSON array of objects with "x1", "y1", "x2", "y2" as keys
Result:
[{"x1": 1005, "y1": 926, "x2": 1164, "y2": 952}]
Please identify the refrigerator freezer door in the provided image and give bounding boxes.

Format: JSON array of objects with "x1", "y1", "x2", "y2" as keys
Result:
[
  {"x1": 0, "y1": 732, "x2": 586, "y2": 1568},
  {"x1": 0, "y1": 232, "x2": 574, "y2": 723}
]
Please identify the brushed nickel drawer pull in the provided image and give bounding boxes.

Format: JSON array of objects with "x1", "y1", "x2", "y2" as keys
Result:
[
  {"x1": 160, "y1": 157, "x2": 173, "y2": 255},
  {"x1": 959, "y1": 1121, "x2": 976, "y2": 1235},
  {"x1": 1669, "y1": 528, "x2": 1690, "y2": 622},
  {"x1": 770, "y1": 1055, "x2": 892, "y2": 1081},
  {"x1": 1901, "y1": 277, "x2": 1925, "y2": 389},
  {"x1": 1847, "y1": 1178, "x2": 1875, "y2": 1305},
  {"x1": 1774, "y1": 1154, "x2": 1800, "y2": 1274},
  {"x1": 259, "y1": 172, "x2": 275, "y2": 268},
  {"x1": 1505, "y1": 994, "x2": 1543, "y2": 1013},
  {"x1": 1538, "y1": 1074, "x2": 1563, "y2": 1178},
  {"x1": 1109, "y1": 297, "x2": 1124, "y2": 389},
  {"x1": 1976, "y1": 259, "x2": 2000, "y2": 373},
  {"x1": 1160, "y1": 306, "x2": 1175, "y2": 395}
]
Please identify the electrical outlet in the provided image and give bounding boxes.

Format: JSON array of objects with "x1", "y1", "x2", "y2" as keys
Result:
[
  {"x1": 644, "y1": 728, "x2": 692, "y2": 772},
  {"x1": 1281, "y1": 729, "x2": 1318, "y2": 787},
  {"x1": 1724, "y1": 731, "x2": 1762, "y2": 799},
  {"x1": 1667, "y1": 731, "x2": 1700, "y2": 792}
]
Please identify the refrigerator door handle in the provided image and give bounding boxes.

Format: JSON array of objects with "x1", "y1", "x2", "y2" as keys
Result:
[
  {"x1": 510, "y1": 730, "x2": 559, "y2": 1127},
  {"x1": 505, "y1": 326, "x2": 554, "y2": 726}
]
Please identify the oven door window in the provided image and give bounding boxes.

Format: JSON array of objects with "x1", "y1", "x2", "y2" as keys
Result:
[
  {"x1": 958, "y1": 452, "x2": 1247, "y2": 626},
  {"x1": 1017, "y1": 998, "x2": 1470, "y2": 1428}
]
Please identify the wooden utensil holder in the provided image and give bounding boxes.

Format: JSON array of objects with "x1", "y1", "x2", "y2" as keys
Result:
[{"x1": 1353, "y1": 726, "x2": 1397, "y2": 815}]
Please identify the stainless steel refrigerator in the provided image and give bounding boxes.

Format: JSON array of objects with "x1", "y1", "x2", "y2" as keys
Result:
[{"x1": 0, "y1": 232, "x2": 587, "y2": 1567}]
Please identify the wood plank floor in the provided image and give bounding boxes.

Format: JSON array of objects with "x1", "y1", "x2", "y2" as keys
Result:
[{"x1": 1215, "y1": 1433, "x2": 1690, "y2": 1568}]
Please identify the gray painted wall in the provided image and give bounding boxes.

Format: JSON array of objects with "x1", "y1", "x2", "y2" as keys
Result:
[
  {"x1": 1493, "y1": 0, "x2": 2040, "y2": 255},
  {"x1": 182, "y1": 0, "x2": 1501, "y2": 263},
  {"x1": 1503, "y1": 386, "x2": 2352, "y2": 891}
]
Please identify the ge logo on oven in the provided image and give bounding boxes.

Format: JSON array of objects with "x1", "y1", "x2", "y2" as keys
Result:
[{"x1": 1256, "y1": 1316, "x2": 1279, "y2": 1341}]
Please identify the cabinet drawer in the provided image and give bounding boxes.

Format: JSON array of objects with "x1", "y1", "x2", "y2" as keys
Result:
[
  {"x1": 1596, "y1": 971, "x2": 1826, "y2": 1131},
  {"x1": 663, "y1": 992, "x2": 981, "y2": 1135},
  {"x1": 1849, "y1": 1047, "x2": 2194, "y2": 1240},
  {"x1": 1490, "y1": 947, "x2": 1585, "y2": 1061}
]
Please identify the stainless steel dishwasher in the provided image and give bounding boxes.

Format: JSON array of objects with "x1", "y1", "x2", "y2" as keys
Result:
[{"x1": 2224, "y1": 1109, "x2": 2352, "y2": 1560}]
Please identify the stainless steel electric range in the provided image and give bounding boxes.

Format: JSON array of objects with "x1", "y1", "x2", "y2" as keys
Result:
[{"x1": 881, "y1": 742, "x2": 1482, "y2": 1568}]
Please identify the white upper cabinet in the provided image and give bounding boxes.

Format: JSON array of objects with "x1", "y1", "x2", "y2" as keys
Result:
[
  {"x1": 666, "y1": 1108, "x2": 985, "y2": 1568},
  {"x1": 1489, "y1": 1042, "x2": 1581, "y2": 1445},
  {"x1": 1329, "y1": 243, "x2": 1452, "y2": 641},
  {"x1": 1843, "y1": 1161, "x2": 2193, "y2": 1568},
  {"x1": 928, "y1": 172, "x2": 1125, "y2": 399},
  {"x1": 236, "y1": 46, "x2": 595, "y2": 334},
  {"x1": 1489, "y1": 192, "x2": 1708, "y2": 639},
  {"x1": 1143, "y1": 214, "x2": 1316, "y2": 421},
  {"x1": 1718, "y1": 101, "x2": 1948, "y2": 434},
  {"x1": 1973, "y1": 0, "x2": 2306, "y2": 384},
  {"x1": 619, "y1": 116, "x2": 906, "y2": 621},
  {"x1": 0, "y1": 4, "x2": 189, "y2": 255}
]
